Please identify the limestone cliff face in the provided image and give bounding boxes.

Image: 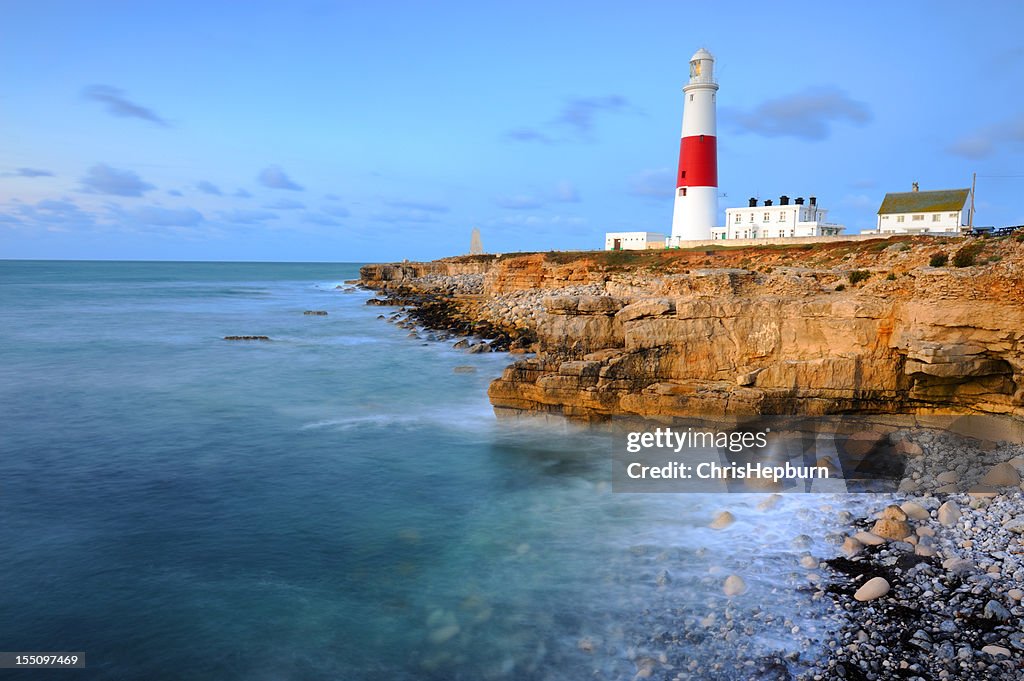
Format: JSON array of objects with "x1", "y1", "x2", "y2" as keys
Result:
[
  {"x1": 488, "y1": 290, "x2": 1023, "y2": 420},
  {"x1": 362, "y1": 238, "x2": 1024, "y2": 421}
]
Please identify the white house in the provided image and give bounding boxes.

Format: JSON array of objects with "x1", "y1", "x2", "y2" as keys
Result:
[
  {"x1": 873, "y1": 184, "x2": 971, "y2": 235},
  {"x1": 710, "y1": 196, "x2": 844, "y2": 240},
  {"x1": 604, "y1": 232, "x2": 666, "y2": 251}
]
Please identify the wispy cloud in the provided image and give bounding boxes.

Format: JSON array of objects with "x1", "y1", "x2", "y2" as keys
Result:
[
  {"x1": 258, "y1": 165, "x2": 304, "y2": 191},
  {"x1": 370, "y1": 210, "x2": 440, "y2": 224},
  {"x1": 552, "y1": 180, "x2": 580, "y2": 203},
  {"x1": 302, "y1": 213, "x2": 341, "y2": 226},
  {"x1": 125, "y1": 205, "x2": 204, "y2": 227},
  {"x1": 505, "y1": 94, "x2": 630, "y2": 143},
  {"x1": 264, "y1": 198, "x2": 305, "y2": 210},
  {"x1": 324, "y1": 193, "x2": 342, "y2": 201},
  {"x1": 495, "y1": 194, "x2": 544, "y2": 210},
  {"x1": 80, "y1": 163, "x2": 155, "y2": 197},
  {"x1": 723, "y1": 87, "x2": 871, "y2": 140},
  {"x1": 384, "y1": 199, "x2": 449, "y2": 213},
  {"x1": 556, "y1": 95, "x2": 628, "y2": 134},
  {"x1": 196, "y1": 180, "x2": 222, "y2": 196},
  {"x1": 6, "y1": 167, "x2": 54, "y2": 178},
  {"x1": 82, "y1": 85, "x2": 168, "y2": 127},
  {"x1": 5, "y1": 197, "x2": 101, "y2": 232},
  {"x1": 219, "y1": 209, "x2": 278, "y2": 224},
  {"x1": 505, "y1": 127, "x2": 553, "y2": 144},
  {"x1": 322, "y1": 204, "x2": 350, "y2": 218},
  {"x1": 628, "y1": 169, "x2": 674, "y2": 199},
  {"x1": 947, "y1": 112, "x2": 1024, "y2": 159},
  {"x1": 234, "y1": 188, "x2": 252, "y2": 198}
]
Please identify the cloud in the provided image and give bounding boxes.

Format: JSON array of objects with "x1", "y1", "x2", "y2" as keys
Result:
[
  {"x1": 258, "y1": 165, "x2": 304, "y2": 191},
  {"x1": 219, "y1": 209, "x2": 278, "y2": 224},
  {"x1": 82, "y1": 85, "x2": 168, "y2": 126},
  {"x1": 126, "y1": 205, "x2": 204, "y2": 227},
  {"x1": 556, "y1": 95, "x2": 628, "y2": 134},
  {"x1": 167, "y1": 189, "x2": 183, "y2": 197},
  {"x1": 5, "y1": 197, "x2": 101, "y2": 231},
  {"x1": 384, "y1": 199, "x2": 449, "y2": 213},
  {"x1": 196, "y1": 180, "x2": 222, "y2": 196},
  {"x1": 80, "y1": 163, "x2": 155, "y2": 196},
  {"x1": 724, "y1": 87, "x2": 871, "y2": 140},
  {"x1": 233, "y1": 188, "x2": 252, "y2": 198},
  {"x1": 264, "y1": 198, "x2": 305, "y2": 210},
  {"x1": 324, "y1": 193, "x2": 341, "y2": 200},
  {"x1": 947, "y1": 113, "x2": 1024, "y2": 159},
  {"x1": 370, "y1": 210, "x2": 439, "y2": 224},
  {"x1": 322, "y1": 204, "x2": 350, "y2": 218},
  {"x1": 302, "y1": 213, "x2": 341, "y2": 226},
  {"x1": 505, "y1": 94, "x2": 630, "y2": 143},
  {"x1": 505, "y1": 127, "x2": 553, "y2": 144},
  {"x1": 495, "y1": 194, "x2": 544, "y2": 210},
  {"x1": 628, "y1": 168, "x2": 675, "y2": 199},
  {"x1": 552, "y1": 180, "x2": 580, "y2": 203},
  {"x1": 850, "y1": 178, "x2": 877, "y2": 189},
  {"x1": 7, "y1": 167, "x2": 54, "y2": 178}
]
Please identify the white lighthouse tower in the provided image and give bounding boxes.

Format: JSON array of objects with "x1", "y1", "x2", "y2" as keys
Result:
[{"x1": 669, "y1": 47, "x2": 719, "y2": 244}]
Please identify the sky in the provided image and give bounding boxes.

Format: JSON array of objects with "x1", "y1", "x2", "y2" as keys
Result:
[{"x1": 2, "y1": 0, "x2": 1023, "y2": 262}]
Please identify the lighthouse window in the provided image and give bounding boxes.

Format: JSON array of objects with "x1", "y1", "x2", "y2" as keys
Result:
[
  {"x1": 678, "y1": 188, "x2": 686, "y2": 197},
  {"x1": 690, "y1": 94, "x2": 694, "y2": 101}
]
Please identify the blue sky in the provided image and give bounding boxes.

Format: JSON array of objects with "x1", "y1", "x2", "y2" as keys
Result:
[{"x1": 2, "y1": 1, "x2": 1023, "y2": 262}]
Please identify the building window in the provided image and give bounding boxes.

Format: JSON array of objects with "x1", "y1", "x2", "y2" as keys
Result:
[
  {"x1": 882, "y1": 215, "x2": 889, "y2": 220},
  {"x1": 749, "y1": 214, "x2": 754, "y2": 222},
  {"x1": 734, "y1": 214, "x2": 741, "y2": 224},
  {"x1": 932, "y1": 214, "x2": 941, "y2": 222},
  {"x1": 763, "y1": 213, "x2": 770, "y2": 221},
  {"x1": 912, "y1": 214, "x2": 924, "y2": 221},
  {"x1": 779, "y1": 211, "x2": 786, "y2": 221},
  {"x1": 897, "y1": 215, "x2": 905, "y2": 223},
  {"x1": 949, "y1": 213, "x2": 958, "y2": 218}
]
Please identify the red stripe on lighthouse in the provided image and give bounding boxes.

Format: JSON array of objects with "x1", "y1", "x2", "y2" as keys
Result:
[{"x1": 676, "y1": 135, "x2": 717, "y2": 188}]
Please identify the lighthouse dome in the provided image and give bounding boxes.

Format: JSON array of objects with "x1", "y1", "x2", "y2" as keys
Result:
[{"x1": 691, "y1": 47, "x2": 714, "y2": 62}]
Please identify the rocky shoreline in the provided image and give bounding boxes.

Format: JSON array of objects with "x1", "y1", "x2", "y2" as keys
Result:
[{"x1": 358, "y1": 239, "x2": 1024, "y2": 678}]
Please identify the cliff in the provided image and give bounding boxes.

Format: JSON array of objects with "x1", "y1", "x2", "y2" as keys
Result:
[{"x1": 361, "y1": 236, "x2": 1024, "y2": 422}]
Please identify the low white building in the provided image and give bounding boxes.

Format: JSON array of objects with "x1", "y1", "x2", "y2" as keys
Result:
[
  {"x1": 873, "y1": 185, "x2": 971, "y2": 235},
  {"x1": 710, "y1": 196, "x2": 844, "y2": 240},
  {"x1": 604, "y1": 231, "x2": 666, "y2": 251}
]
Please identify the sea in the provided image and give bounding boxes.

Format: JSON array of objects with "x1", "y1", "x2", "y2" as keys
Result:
[{"x1": 0, "y1": 261, "x2": 849, "y2": 680}]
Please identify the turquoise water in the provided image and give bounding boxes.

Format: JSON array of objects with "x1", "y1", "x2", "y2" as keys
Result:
[{"x1": 0, "y1": 261, "x2": 833, "y2": 680}]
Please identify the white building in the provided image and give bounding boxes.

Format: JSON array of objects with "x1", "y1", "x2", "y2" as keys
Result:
[
  {"x1": 604, "y1": 232, "x2": 666, "y2": 251},
  {"x1": 710, "y1": 196, "x2": 844, "y2": 240},
  {"x1": 873, "y1": 185, "x2": 971, "y2": 235}
]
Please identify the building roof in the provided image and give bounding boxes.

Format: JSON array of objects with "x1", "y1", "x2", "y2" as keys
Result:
[{"x1": 877, "y1": 188, "x2": 970, "y2": 215}]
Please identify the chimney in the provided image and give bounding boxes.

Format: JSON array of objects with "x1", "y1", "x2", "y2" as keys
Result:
[
  {"x1": 912, "y1": 182, "x2": 919, "y2": 192},
  {"x1": 780, "y1": 195, "x2": 789, "y2": 206},
  {"x1": 795, "y1": 197, "x2": 805, "y2": 205},
  {"x1": 809, "y1": 196, "x2": 817, "y2": 206},
  {"x1": 748, "y1": 197, "x2": 757, "y2": 207},
  {"x1": 764, "y1": 199, "x2": 773, "y2": 206}
]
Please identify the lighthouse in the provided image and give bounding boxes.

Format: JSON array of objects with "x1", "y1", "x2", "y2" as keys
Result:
[{"x1": 669, "y1": 47, "x2": 719, "y2": 244}]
